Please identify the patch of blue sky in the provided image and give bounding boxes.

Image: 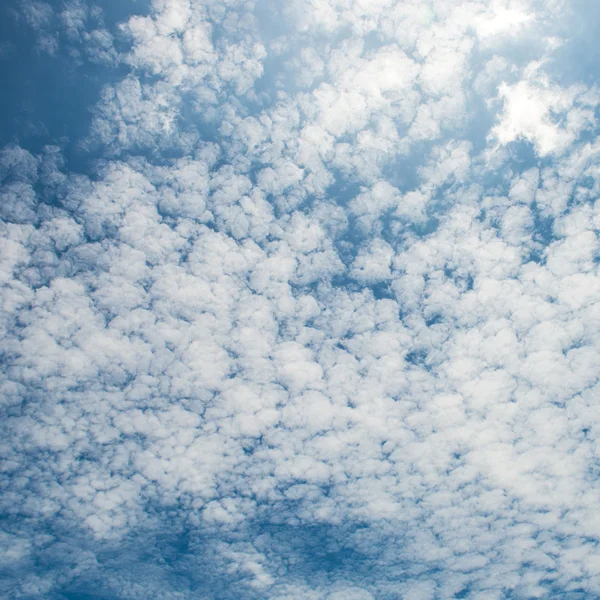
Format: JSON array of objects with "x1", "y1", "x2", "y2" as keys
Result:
[{"x1": 0, "y1": 1, "x2": 145, "y2": 174}]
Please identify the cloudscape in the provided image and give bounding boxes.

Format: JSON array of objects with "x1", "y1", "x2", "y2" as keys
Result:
[{"x1": 3, "y1": 0, "x2": 600, "y2": 598}]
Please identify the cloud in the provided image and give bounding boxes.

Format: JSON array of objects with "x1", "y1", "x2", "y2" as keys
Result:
[
  {"x1": 3, "y1": 0, "x2": 600, "y2": 598},
  {"x1": 12, "y1": 0, "x2": 117, "y2": 62},
  {"x1": 491, "y1": 62, "x2": 596, "y2": 155}
]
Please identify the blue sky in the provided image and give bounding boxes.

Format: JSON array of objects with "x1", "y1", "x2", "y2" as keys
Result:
[{"x1": 3, "y1": 0, "x2": 600, "y2": 598}]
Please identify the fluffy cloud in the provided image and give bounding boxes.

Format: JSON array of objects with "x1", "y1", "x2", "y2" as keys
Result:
[
  {"x1": 491, "y1": 64, "x2": 597, "y2": 156},
  {"x1": 3, "y1": 0, "x2": 600, "y2": 598}
]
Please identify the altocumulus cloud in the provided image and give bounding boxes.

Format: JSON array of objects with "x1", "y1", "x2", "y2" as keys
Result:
[{"x1": 3, "y1": 0, "x2": 600, "y2": 598}]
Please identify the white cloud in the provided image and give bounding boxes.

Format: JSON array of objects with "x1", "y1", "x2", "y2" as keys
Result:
[
  {"x1": 4, "y1": 0, "x2": 600, "y2": 598},
  {"x1": 350, "y1": 238, "x2": 394, "y2": 283},
  {"x1": 491, "y1": 64, "x2": 595, "y2": 155},
  {"x1": 473, "y1": 0, "x2": 534, "y2": 41}
]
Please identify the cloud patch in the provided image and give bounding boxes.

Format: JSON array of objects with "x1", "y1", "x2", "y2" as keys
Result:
[{"x1": 3, "y1": 0, "x2": 600, "y2": 598}]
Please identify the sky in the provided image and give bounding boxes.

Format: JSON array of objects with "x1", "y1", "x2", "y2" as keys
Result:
[{"x1": 3, "y1": 0, "x2": 600, "y2": 598}]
